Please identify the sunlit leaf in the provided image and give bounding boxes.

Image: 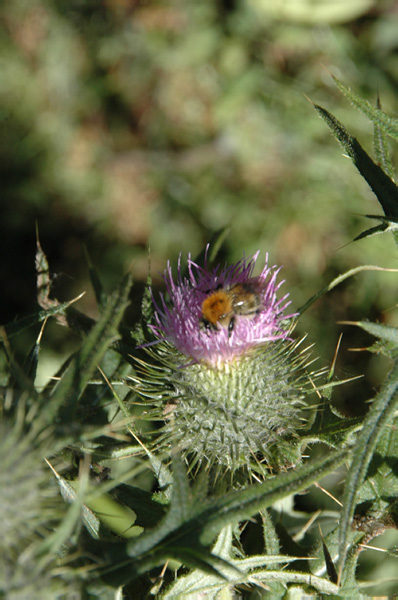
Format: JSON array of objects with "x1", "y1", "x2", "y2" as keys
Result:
[
  {"x1": 314, "y1": 104, "x2": 398, "y2": 221},
  {"x1": 333, "y1": 76, "x2": 398, "y2": 140}
]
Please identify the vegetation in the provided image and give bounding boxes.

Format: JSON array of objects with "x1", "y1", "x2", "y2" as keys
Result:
[{"x1": 2, "y1": 1, "x2": 398, "y2": 597}]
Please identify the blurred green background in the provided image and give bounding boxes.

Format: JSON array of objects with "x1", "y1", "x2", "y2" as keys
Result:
[{"x1": 2, "y1": 0, "x2": 398, "y2": 401}]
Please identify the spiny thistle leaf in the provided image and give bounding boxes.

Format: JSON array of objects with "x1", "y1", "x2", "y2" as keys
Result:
[
  {"x1": 124, "y1": 455, "x2": 225, "y2": 561},
  {"x1": 352, "y1": 214, "x2": 398, "y2": 242},
  {"x1": 373, "y1": 95, "x2": 396, "y2": 182},
  {"x1": 338, "y1": 360, "x2": 398, "y2": 574},
  {"x1": 43, "y1": 273, "x2": 133, "y2": 429},
  {"x1": 304, "y1": 402, "x2": 361, "y2": 449},
  {"x1": 313, "y1": 103, "x2": 398, "y2": 221},
  {"x1": 102, "y1": 457, "x2": 239, "y2": 586},
  {"x1": 353, "y1": 221, "x2": 390, "y2": 241},
  {"x1": 262, "y1": 509, "x2": 281, "y2": 556},
  {"x1": 102, "y1": 449, "x2": 347, "y2": 587},
  {"x1": 199, "y1": 447, "x2": 348, "y2": 546},
  {"x1": 163, "y1": 526, "x2": 238, "y2": 598},
  {"x1": 163, "y1": 525, "x2": 311, "y2": 598},
  {"x1": 3, "y1": 300, "x2": 91, "y2": 339},
  {"x1": 353, "y1": 320, "x2": 398, "y2": 349},
  {"x1": 358, "y1": 411, "x2": 398, "y2": 506},
  {"x1": 322, "y1": 539, "x2": 338, "y2": 584},
  {"x1": 332, "y1": 76, "x2": 398, "y2": 140},
  {"x1": 168, "y1": 566, "x2": 341, "y2": 597},
  {"x1": 35, "y1": 237, "x2": 96, "y2": 335}
]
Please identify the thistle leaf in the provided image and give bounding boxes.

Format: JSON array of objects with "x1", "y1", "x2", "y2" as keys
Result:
[
  {"x1": 373, "y1": 95, "x2": 396, "y2": 181},
  {"x1": 164, "y1": 525, "x2": 310, "y2": 599},
  {"x1": 338, "y1": 360, "x2": 398, "y2": 573},
  {"x1": 354, "y1": 320, "x2": 398, "y2": 349},
  {"x1": 353, "y1": 222, "x2": 389, "y2": 241},
  {"x1": 358, "y1": 413, "x2": 398, "y2": 506},
  {"x1": 43, "y1": 273, "x2": 132, "y2": 428},
  {"x1": 314, "y1": 104, "x2": 398, "y2": 220},
  {"x1": 304, "y1": 402, "x2": 361, "y2": 449},
  {"x1": 332, "y1": 76, "x2": 398, "y2": 140},
  {"x1": 102, "y1": 456, "x2": 239, "y2": 586},
  {"x1": 200, "y1": 447, "x2": 348, "y2": 546},
  {"x1": 102, "y1": 450, "x2": 347, "y2": 586}
]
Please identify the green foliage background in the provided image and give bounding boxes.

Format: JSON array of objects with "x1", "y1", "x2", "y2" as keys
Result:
[
  {"x1": 3, "y1": 0, "x2": 398, "y2": 360},
  {"x1": 3, "y1": 0, "x2": 398, "y2": 596}
]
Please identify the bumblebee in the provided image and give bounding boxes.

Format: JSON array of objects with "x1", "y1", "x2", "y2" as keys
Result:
[{"x1": 200, "y1": 282, "x2": 262, "y2": 335}]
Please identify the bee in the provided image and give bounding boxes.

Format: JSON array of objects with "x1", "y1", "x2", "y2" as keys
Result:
[{"x1": 200, "y1": 282, "x2": 263, "y2": 335}]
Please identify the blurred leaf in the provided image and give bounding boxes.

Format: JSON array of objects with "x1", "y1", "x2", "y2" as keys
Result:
[
  {"x1": 113, "y1": 484, "x2": 167, "y2": 528},
  {"x1": 36, "y1": 231, "x2": 53, "y2": 310},
  {"x1": 35, "y1": 237, "x2": 97, "y2": 336},
  {"x1": 191, "y1": 229, "x2": 231, "y2": 270},
  {"x1": 69, "y1": 479, "x2": 144, "y2": 539},
  {"x1": 1, "y1": 328, "x2": 39, "y2": 400},
  {"x1": 131, "y1": 265, "x2": 153, "y2": 345},
  {"x1": 84, "y1": 248, "x2": 107, "y2": 309},
  {"x1": 39, "y1": 462, "x2": 90, "y2": 556},
  {"x1": 3, "y1": 300, "x2": 93, "y2": 338},
  {"x1": 249, "y1": 0, "x2": 376, "y2": 24},
  {"x1": 53, "y1": 468, "x2": 101, "y2": 541}
]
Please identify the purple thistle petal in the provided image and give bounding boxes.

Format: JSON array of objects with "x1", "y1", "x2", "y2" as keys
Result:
[{"x1": 150, "y1": 251, "x2": 296, "y2": 367}]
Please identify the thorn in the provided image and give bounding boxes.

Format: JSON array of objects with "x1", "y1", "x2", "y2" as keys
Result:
[{"x1": 313, "y1": 482, "x2": 343, "y2": 507}]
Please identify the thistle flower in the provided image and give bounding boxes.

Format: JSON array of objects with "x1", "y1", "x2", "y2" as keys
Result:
[
  {"x1": 150, "y1": 251, "x2": 295, "y2": 367},
  {"x1": 134, "y1": 251, "x2": 318, "y2": 477}
]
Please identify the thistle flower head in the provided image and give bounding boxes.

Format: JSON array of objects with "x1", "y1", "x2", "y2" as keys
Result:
[
  {"x1": 150, "y1": 250, "x2": 295, "y2": 367},
  {"x1": 132, "y1": 250, "x2": 319, "y2": 477}
]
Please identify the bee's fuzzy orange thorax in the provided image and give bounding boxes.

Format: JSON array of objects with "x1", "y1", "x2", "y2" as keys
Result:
[{"x1": 201, "y1": 291, "x2": 232, "y2": 325}]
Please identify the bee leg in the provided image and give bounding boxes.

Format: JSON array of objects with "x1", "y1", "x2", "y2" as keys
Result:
[
  {"x1": 200, "y1": 318, "x2": 217, "y2": 334},
  {"x1": 228, "y1": 316, "x2": 235, "y2": 337},
  {"x1": 200, "y1": 318, "x2": 210, "y2": 333}
]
